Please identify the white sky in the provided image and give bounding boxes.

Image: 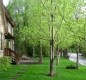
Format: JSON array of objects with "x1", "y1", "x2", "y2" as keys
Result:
[{"x1": 3, "y1": 0, "x2": 9, "y2": 6}]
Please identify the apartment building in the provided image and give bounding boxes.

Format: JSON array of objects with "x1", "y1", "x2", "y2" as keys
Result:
[{"x1": 0, "y1": 0, "x2": 19, "y2": 64}]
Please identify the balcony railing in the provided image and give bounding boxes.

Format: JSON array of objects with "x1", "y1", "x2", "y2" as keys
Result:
[
  {"x1": 4, "y1": 48, "x2": 20, "y2": 64},
  {"x1": 5, "y1": 32, "x2": 14, "y2": 39}
]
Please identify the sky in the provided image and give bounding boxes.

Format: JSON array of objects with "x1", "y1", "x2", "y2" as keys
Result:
[{"x1": 3, "y1": 0, "x2": 9, "y2": 6}]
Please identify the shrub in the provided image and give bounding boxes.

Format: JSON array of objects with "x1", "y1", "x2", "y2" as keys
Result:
[
  {"x1": 0, "y1": 56, "x2": 11, "y2": 71},
  {"x1": 66, "y1": 65, "x2": 76, "y2": 69}
]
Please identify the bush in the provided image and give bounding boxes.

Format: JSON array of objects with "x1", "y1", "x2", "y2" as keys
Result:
[
  {"x1": 66, "y1": 65, "x2": 76, "y2": 69},
  {"x1": 0, "y1": 56, "x2": 11, "y2": 71}
]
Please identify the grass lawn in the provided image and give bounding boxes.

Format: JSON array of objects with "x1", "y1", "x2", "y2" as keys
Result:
[{"x1": 0, "y1": 57, "x2": 86, "y2": 80}]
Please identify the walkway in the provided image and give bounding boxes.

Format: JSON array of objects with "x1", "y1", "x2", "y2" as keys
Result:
[{"x1": 19, "y1": 56, "x2": 38, "y2": 64}]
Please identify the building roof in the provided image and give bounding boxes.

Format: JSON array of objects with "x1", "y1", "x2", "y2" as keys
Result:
[{"x1": 4, "y1": 6, "x2": 15, "y2": 27}]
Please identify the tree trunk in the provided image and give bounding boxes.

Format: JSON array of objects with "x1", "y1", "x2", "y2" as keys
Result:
[
  {"x1": 50, "y1": 59, "x2": 54, "y2": 76},
  {"x1": 63, "y1": 49, "x2": 68, "y2": 58},
  {"x1": 38, "y1": 44, "x2": 43, "y2": 63},
  {"x1": 32, "y1": 46, "x2": 35, "y2": 57},
  {"x1": 49, "y1": 0, "x2": 55, "y2": 76},
  {"x1": 56, "y1": 49, "x2": 60, "y2": 65},
  {"x1": 59, "y1": 48, "x2": 63, "y2": 57},
  {"x1": 49, "y1": 39, "x2": 54, "y2": 76},
  {"x1": 76, "y1": 46, "x2": 79, "y2": 69},
  {"x1": 49, "y1": 17, "x2": 54, "y2": 76}
]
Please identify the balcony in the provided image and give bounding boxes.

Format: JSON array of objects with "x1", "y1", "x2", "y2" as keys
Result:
[{"x1": 5, "y1": 32, "x2": 14, "y2": 39}]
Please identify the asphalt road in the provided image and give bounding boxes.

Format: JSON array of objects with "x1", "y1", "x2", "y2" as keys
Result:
[{"x1": 68, "y1": 53, "x2": 86, "y2": 66}]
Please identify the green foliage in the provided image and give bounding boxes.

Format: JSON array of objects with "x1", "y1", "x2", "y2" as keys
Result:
[
  {"x1": 0, "y1": 56, "x2": 11, "y2": 71},
  {"x1": 7, "y1": 0, "x2": 86, "y2": 55},
  {"x1": 7, "y1": 0, "x2": 50, "y2": 55}
]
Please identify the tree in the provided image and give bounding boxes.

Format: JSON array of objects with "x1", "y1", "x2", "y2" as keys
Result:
[{"x1": 7, "y1": 0, "x2": 86, "y2": 75}]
